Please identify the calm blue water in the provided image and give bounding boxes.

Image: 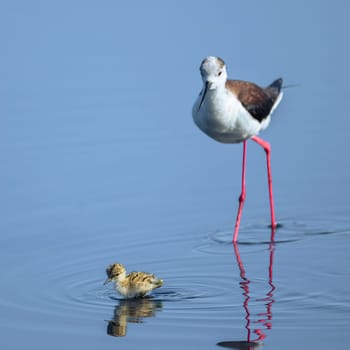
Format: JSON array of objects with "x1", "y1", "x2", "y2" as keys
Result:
[{"x1": 1, "y1": 1, "x2": 350, "y2": 349}]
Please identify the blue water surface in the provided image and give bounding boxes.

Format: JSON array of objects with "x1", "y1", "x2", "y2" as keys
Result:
[{"x1": 1, "y1": 1, "x2": 350, "y2": 349}]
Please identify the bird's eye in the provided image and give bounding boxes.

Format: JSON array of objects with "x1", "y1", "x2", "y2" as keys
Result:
[{"x1": 218, "y1": 71, "x2": 222, "y2": 77}]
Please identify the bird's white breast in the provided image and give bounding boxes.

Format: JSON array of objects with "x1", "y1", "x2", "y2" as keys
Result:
[{"x1": 192, "y1": 87, "x2": 265, "y2": 144}]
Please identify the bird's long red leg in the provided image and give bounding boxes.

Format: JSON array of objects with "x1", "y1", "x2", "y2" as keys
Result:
[
  {"x1": 233, "y1": 140, "x2": 247, "y2": 242},
  {"x1": 251, "y1": 136, "x2": 277, "y2": 241}
]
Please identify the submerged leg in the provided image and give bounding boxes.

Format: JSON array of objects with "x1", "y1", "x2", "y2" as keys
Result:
[
  {"x1": 233, "y1": 140, "x2": 247, "y2": 242},
  {"x1": 251, "y1": 136, "x2": 277, "y2": 240}
]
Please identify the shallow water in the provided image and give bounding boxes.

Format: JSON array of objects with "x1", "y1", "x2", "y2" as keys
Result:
[
  {"x1": 1, "y1": 214, "x2": 350, "y2": 349},
  {"x1": 2, "y1": 1, "x2": 350, "y2": 349}
]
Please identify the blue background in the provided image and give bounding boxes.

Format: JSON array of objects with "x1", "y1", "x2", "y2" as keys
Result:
[{"x1": 1, "y1": 1, "x2": 349, "y2": 349}]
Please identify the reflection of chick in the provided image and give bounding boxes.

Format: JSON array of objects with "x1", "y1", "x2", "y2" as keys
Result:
[
  {"x1": 107, "y1": 299, "x2": 163, "y2": 337},
  {"x1": 107, "y1": 317, "x2": 127, "y2": 337},
  {"x1": 104, "y1": 263, "x2": 163, "y2": 298}
]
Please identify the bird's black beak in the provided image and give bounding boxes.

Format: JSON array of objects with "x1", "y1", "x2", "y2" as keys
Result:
[{"x1": 197, "y1": 81, "x2": 208, "y2": 112}]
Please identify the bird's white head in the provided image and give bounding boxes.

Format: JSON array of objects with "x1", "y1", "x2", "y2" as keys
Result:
[
  {"x1": 196, "y1": 56, "x2": 227, "y2": 112},
  {"x1": 200, "y1": 56, "x2": 227, "y2": 90}
]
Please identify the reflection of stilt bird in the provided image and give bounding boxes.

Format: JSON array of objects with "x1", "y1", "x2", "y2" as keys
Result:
[
  {"x1": 217, "y1": 243, "x2": 276, "y2": 349},
  {"x1": 104, "y1": 263, "x2": 163, "y2": 298},
  {"x1": 107, "y1": 299, "x2": 162, "y2": 337}
]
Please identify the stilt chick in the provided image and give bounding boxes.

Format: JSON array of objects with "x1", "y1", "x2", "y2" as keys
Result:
[{"x1": 104, "y1": 263, "x2": 163, "y2": 298}]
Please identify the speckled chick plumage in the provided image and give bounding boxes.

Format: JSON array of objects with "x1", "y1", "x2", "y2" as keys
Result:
[{"x1": 104, "y1": 263, "x2": 163, "y2": 299}]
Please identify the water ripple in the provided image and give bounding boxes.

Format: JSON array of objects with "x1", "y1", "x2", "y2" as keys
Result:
[
  {"x1": 194, "y1": 214, "x2": 350, "y2": 254},
  {"x1": 1, "y1": 213, "x2": 349, "y2": 338}
]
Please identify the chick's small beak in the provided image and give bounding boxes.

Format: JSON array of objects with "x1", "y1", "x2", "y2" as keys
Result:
[{"x1": 104, "y1": 277, "x2": 112, "y2": 285}]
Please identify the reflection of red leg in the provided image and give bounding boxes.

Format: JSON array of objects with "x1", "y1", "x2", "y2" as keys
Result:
[
  {"x1": 233, "y1": 243, "x2": 251, "y2": 342},
  {"x1": 233, "y1": 141, "x2": 247, "y2": 242},
  {"x1": 266, "y1": 243, "x2": 276, "y2": 329},
  {"x1": 268, "y1": 243, "x2": 275, "y2": 284},
  {"x1": 232, "y1": 243, "x2": 276, "y2": 345},
  {"x1": 251, "y1": 136, "x2": 277, "y2": 241},
  {"x1": 254, "y1": 329, "x2": 266, "y2": 341}
]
